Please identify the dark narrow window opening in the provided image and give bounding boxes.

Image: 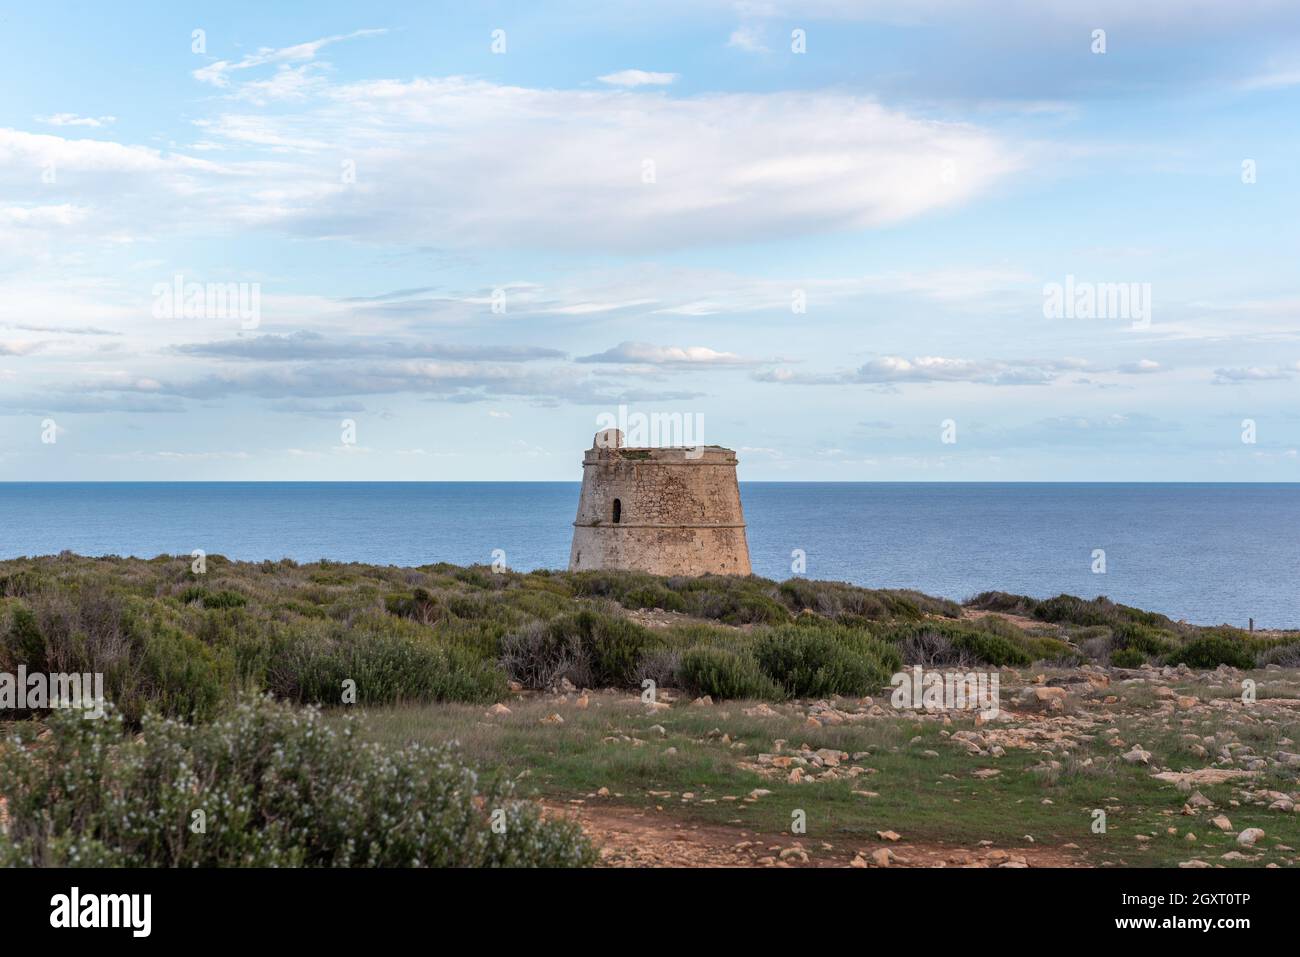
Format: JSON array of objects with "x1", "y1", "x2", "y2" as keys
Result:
[{"x1": 612, "y1": 498, "x2": 622, "y2": 524}]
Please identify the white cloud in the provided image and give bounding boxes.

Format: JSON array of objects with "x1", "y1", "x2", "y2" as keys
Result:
[
  {"x1": 577, "y1": 341, "x2": 754, "y2": 365},
  {"x1": 755, "y1": 355, "x2": 1167, "y2": 388},
  {"x1": 37, "y1": 113, "x2": 116, "y2": 128},
  {"x1": 192, "y1": 29, "x2": 387, "y2": 88},
  {"x1": 597, "y1": 70, "x2": 678, "y2": 87},
  {"x1": 1212, "y1": 365, "x2": 1296, "y2": 384},
  {"x1": 1118, "y1": 358, "x2": 1161, "y2": 374},
  {"x1": 1, "y1": 77, "x2": 1021, "y2": 255},
  {"x1": 1239, "y1": 66, "x2": 1300, "y2": 90},
  {"x1": 0, "y1": 340, "x2": 44, "y2": 356},
  {"x1": 0, "y1": 204, "x2": 90, "y2": 227},
  {"x1": 727, "y1": 25, "x2": 769, "y2": 52}
]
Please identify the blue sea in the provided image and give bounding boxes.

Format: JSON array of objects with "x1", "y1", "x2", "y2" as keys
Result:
[{"x1": 0, "y1": 482, "x2": 1296, "y2": 628}]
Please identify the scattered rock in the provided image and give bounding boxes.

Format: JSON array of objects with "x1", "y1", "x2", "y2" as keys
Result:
[
  {"x1": 1122, "y1": 745, "x2": 1151, "y2": 765},
  {"x1": 1237, "y1": 827, "x2": 1265, "y2": 847},
  {"x1": 1153, "y1": 769, "x2": 1257, "y2": 786}
]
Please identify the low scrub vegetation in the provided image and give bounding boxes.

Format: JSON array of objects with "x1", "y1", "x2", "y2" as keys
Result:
[
  {"x1": 966, "y1": 590, "x2": 1291, "y2": 670},
  {"x1": 678, "y1": 646, "x2": 783, "y2": 700},
  {"x1": 0, "y1": 556, "x2": 1291, "y2": 720},
  {"x1": 0, "y1": 695, "x2": 594, "y2": 867},
  {"x1": 1166, "y1": 632, "x2": 1263, "y2": 670},
  {"x1": 752, "y1": 625, "x2": 901, "y2": 698}
]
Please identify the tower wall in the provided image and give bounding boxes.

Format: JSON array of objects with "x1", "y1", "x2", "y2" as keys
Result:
[{"x1": 568, "y1": 438, "x2": 751, "y2": 576}]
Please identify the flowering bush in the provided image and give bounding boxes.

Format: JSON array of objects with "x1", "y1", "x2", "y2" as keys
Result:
[{"x1": 0, "y1": 696, "x2": 594, "y2": 868}]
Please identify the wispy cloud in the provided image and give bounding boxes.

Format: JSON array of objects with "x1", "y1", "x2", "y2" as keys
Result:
[
  {"x1": 1, "y1": 78, "x2": 1021, "y2": 255},
  {"x1": 756, "y1": 356, "x2": 1167, "y2": 388},
  {"x1": 1212, "y1": 364, "x2": 1298, "y2": 384},
  {"x1": 37, "y1": 113, "x2": 116, "y2": 128},
  {"x1": 191, "y1": 29, "x2": 387, "y2": 88},
  {"x1": 727, "y1": 26, "x2": 769, "y2": 53},
  {"x1": 576, "y1": 341, "x2": 756, "y2": 366},
  {"x1": 174, "y1": 331, "x2": 564, "y2": 362},
  {"x1": 597, "y1": 70, "x2": 678, "y2": 87}
]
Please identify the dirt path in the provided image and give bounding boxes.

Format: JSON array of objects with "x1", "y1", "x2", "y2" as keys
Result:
[{"x1": 544, "y1": 801, "x2": 1087, "y2": 868}]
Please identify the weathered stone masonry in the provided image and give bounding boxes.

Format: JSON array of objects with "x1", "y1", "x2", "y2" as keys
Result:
[{"x1": 568, "y1": 429, "x2": 752, "y2": 576}]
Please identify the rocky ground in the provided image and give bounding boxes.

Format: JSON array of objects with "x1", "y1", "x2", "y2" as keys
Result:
[{"x1": 363, "y1": 660, "x2": 1300, "y2": 868}]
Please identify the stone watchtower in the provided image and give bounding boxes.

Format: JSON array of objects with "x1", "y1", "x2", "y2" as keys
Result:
[{"x1": 568, "y1": 429, "x2": 752, "y2": 576}]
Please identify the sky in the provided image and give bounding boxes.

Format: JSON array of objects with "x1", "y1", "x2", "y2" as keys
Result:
[{"x1": 1, "y1": 0, "x2": 1298, "y2": 482}]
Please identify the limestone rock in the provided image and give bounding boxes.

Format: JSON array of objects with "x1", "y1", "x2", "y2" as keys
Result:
[
  {"x1": 1237, "y1": 827, "x2": 1265, "y2": 847},
  {"x1": 1122, "y1": 745, "x2": 1151, "y2": 765}
]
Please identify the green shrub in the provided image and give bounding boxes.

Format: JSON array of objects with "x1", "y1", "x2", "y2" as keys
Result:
[
  {"x1": 1167, "y1": 633, "x2": 1256, "y2": 670},
  {"x1": 1, "y1": 604, "x2": 46, "y2": 670},
  {"x1": 1018, "y1": 634, "x2": 1078, "y2": 664},
  {"x1": 271, "y1": 618, "x2": 505, "y2": 706},
  {"x1": 133, "y1": 615, "x2": 234, "y2": 722},
  {"x1": 752, "y1": 625, "x2": 899, "y2": 698},
  {"x1": 1110, "y1": 647, "x2": 1146, "y2": 668},
  {"x1": 1031, "y1": 594, "x2": 1176, "y2": 631},
  {"x1": 1066, "y1": 625, "x2": 1113, "y2": 643},
  {"x1": 499, "y1": 619, "x2": 585, "y2": 689},
  {"x1": 946, "y1": 629, "x2": 1030, "y2": 667},
  {"x1": 625, "y1": 583, "x2": 690, "y2": 613},
  {"x1": 0, "y1": 696, "x2": 594, "y2": 867},
  {"x1": 384, "y1": 587, "x2": 441, "y2": 623},
  {"x1": 178, "y1": 586, "x2": 247, "y2": 609},
  {"x1": 569, "y1": 570, "x2": 685, "y2": 612},
  {"x1": 678, "y1": 646, "x2": 783, "y2": 700},
  {"x1": 1112, "y1": 621, "x2": 1178, "y2": 658},
  {"x1": 880, "y1": 620, "x2": 1032, "y2": 667},
  {"x1": 965, "y1": 591, "x2": 1039, "y2": 616},
  {"x1": 672, "y1": 576, "x2": 791, "y2": 625},
  {"x1": 1258, "y1": 641, "x2": 1300, "y2": 668},
  {"x1": 500, "y1": 609, "x2": 653, "y2": 689},
  {"x1": 202, "y1": 589, "x2": 247, "y2": 609},
  {"x1": 881, "y1": 589, "x2": 964, "y2": 619},
  {"x1": 657, "y1": 621, "x2": 748, "y2": 649}
]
